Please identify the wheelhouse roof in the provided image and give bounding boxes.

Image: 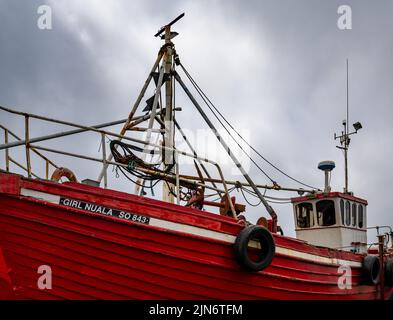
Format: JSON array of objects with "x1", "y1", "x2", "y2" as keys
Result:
[{"x1": 291, "y1": 192, "x2": 368, "y2": 205}]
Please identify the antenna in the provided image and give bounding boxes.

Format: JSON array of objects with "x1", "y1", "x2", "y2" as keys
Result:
[
  {"x1": 334, "y1": 59, "x2": 363, "y2": 194},
  {"x1": 154, "y1": 13, "x2": 185, "y2": 38},
  {"x1": 346, "y1": 59, "x2": 349, "y2": 142},
  {"x1": 318, "y1": 161, "x2": 335, "y2": 193}
]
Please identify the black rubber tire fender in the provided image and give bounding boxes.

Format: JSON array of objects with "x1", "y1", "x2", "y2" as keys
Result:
[
  {"x1": 234, "y1": 225, "x2": 275, "y2": 272},
  {"x1": 385, "y1": 258, "x2": 393, "y2": 286},
  {"x1": 362, "y1": 255, "x2": 380, "y2": 285}
]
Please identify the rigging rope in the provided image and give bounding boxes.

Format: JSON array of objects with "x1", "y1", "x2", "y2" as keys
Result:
[
  {"x1": 179, "y1": 64, "x2": 275, "y2": 184},
  {"x1": 179, "y1": 63, "x2": 318, "y2": 190},
  {"x1": 109, "y1": 140, "x2": 173, "y2": 194},
  {"x1": 241, "y1": 186, "x2": 292, "y2": 204},
  {"x1": 240, "y1": 187, "x2": 262, "y2": 207}
]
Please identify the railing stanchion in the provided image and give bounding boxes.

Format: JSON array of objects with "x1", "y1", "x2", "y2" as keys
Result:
[
  {"x1": 25, "y1": 115, "x2": 32, "y2": 178},
  {"x1": 101, "y1": 133, "x2": 108, "y2": 188},
  {"x1": 45, "y1": 160, "x2": 49, "y2": 180},
  {"x1": 378, "y1": 234, "x2": 385, "y2": 300},
  {"x1": 175, "y1": 153, "x2": 180, "y2": 205},
  {"x1": 4, "y1": 129, "x2": 9, "y2": 172}
]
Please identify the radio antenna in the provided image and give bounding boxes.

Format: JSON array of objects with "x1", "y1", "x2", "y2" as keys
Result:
[
  {"x1": 154, "y1": 13, "x2": 185, "y2": 38},
  {"x1": 346, "y1": 59, "x2": 349, "y2": 146},
  {"x1": 334, "y1": 59, "x2": 363, "y2": 194}
]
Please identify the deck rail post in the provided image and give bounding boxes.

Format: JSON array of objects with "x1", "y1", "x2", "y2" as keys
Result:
[
  {"x1": 175, "y1": 152, "x2": 180, "y2": 204},
  {"x1": 101, "y1": 133, "x2": 108, "y2": 188},
  {"x1": 4, "y1": 129, "x2": 9, "y2": 172},
  {"x1": 378, "y1": 234, "x2": 385, "y2": 300},
  {"x1": 24, "y1": 115, "x2": 32, "y2": 178},
  {"x1": 45, "y1": 160, "x2": 49, "y2": 180}
]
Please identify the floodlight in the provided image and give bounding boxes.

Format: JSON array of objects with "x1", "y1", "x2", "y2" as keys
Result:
[{"x1": 353, "y1": 122, "x2": 362, "y2": 131}]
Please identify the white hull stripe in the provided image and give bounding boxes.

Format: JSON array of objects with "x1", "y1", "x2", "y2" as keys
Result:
[{"x1": 20, "y1": 188, "x2": 362, "y2": 268}]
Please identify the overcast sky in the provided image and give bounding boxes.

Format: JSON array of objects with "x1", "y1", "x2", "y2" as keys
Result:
[{"x1": 0, "y1": 0, "x2": 392, "y2": 240}]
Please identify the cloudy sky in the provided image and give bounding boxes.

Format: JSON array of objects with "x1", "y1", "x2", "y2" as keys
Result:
[{"x1": 0, "y1": 0, "x2": 392, "y2": 241}]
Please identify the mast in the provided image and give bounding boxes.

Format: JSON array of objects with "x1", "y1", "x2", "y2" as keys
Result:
[
  {"x1": 138, "y1": 13, "x2": 183, "y2": 203},
  {"x1": 162, "y1": 24, "x2": 175, "y2": 203},
  {"x1": 345, "y1": 58, "x2": 349, "y2": 193},
  {"x1": 334, "y1": 59, "x2": 363, "y2": 194},
  {"x1": 153, "y1": 14, "x2": 185, "y2": 203}
]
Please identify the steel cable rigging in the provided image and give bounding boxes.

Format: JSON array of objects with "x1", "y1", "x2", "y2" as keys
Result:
[{"x1": 179, "y1": 63, "x2": 318, "y2": 190}]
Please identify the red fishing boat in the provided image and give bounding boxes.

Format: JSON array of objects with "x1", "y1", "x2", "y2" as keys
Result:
[{"x1": 0, "y1": 14, "x2": 392, "y2": 300}]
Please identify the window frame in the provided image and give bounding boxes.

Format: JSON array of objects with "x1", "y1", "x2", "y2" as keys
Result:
[
  {"x1": 316, "y1": 199, "x2": 336, "y2": 227},
  {"x1": 352, "y1": 203, "x2": 357, "y2": 227},
  {"x1": 345, "y1": 201, "x2": 351, "y2": 226},
  {"x1": 295, "y1": 202, "x2": 314, "y2": 229},
  {"x1": 340, "y1": 199, "x2": 344, "y2": 225},
  {"x1": 358, "y1": 204, "x2": 364, "y2": 229}
]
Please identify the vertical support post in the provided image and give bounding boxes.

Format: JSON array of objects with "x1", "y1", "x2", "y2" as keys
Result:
[
  {"x1": 162, "y1": 25, "x2": 175, "y2": 203},
  {"x1": 344, "y1": 59, "x2": 349, "y2": 193},
  {"x1": 214, "y1": 164, "x2": 237, "y2": 218},
  {"x1": 378, "y1": 234, "x2": 385, "y2": 300},
  {"x1": 324, "y1": 170, "x2": 329, "y2": 193},
  {"x1": 344, "y1": 121, "x2": 349, "y2": 193},
  {"x1": 175, "y1": 153, "x2": 180, "y2": 205},
  {"x1": 391, "y1": 231, "x2": 393, "y2": 249},
  {"x1": 25, "y1": 115, "x2": 32, "y2": 178},
  {"x1": 45, "y1": 160, "x2": 49, "y2": 179},
  {"x1": 101, "y1": 133, "x2": 108, "y2": 188},
  {"x1": 4, "y1": 129, "x2": 9, "y2": 172}
]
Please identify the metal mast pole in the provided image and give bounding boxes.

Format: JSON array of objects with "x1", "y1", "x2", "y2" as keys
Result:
[
  {"x1": 344, "y1": 126, "x2": 348, "y2": 193},
  {"x1": 344, "y1": 59, "x2": 349, "y2": 193},
  {"x1": 335, "y1": 59, "x2": 363, "y2": 195},
  {"x1": 162, "y1": 26, "x2": 175, "y2": 203}
]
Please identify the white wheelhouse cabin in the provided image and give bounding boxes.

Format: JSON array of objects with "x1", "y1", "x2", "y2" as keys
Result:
[{"x1": 291, "y1": 192, "x2": 368, "y2": 253}]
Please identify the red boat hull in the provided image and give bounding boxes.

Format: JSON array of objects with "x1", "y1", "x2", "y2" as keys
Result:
[{"x1": 0, "y1": 172, "x2": 392, "y2": 300}]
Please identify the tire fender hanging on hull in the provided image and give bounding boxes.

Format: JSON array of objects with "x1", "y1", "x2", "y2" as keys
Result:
[
  {"x1": 234, "y1": 225, "x2": 275, "y2": 272},
  {"x1": 362, "y1": 255, "x2": 380, "y2": 285},
  {"x1": 385, "y1": 258, "x2": 393, "y2": 286}
]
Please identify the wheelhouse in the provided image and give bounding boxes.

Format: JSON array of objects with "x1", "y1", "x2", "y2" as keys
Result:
[{"x1": 291, "y1": 192, "x2": 368, "y2": 252}]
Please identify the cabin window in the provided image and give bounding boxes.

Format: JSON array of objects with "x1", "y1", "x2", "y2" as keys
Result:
[
  {"x1": 296, "y1": 203, "x2": 314, "y2": 228},
  {"x1": 345, "y1": 201, "x2": 351, "y2": 226},
  {"x1": 352, "y1": 203, "x2": 357, "y2": 227},
  {"x1": 340, "y1": 199, "x2": 344, "y2": 225},
  {"x1": 358, "y1": 205, "x2": 364, "y2": 229},
  {"x1": 316, "y1": 200, "x2": 336, "y2": 226}
]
